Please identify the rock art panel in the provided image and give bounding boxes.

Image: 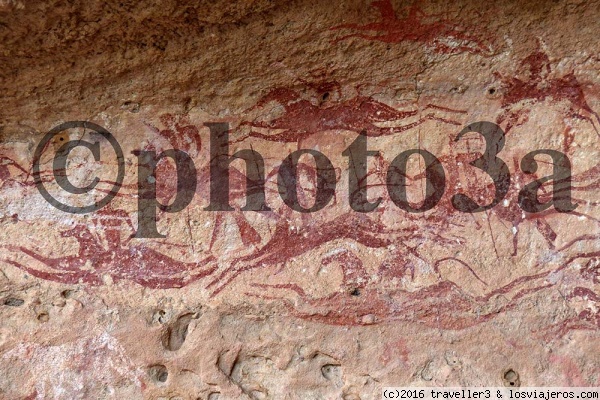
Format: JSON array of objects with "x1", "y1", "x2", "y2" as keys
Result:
[{"x1": 0, "y1": 0, "x2": 599, "y2": 398}]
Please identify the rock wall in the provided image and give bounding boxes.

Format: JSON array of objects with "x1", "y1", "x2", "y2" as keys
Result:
[{"x1": 0, "y1": 0, "x2": 599, "y2": 398}]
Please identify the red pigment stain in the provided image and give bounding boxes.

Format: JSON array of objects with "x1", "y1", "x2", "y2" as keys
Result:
[
  {"x1": 6, "y1": 204, "x2": 215, "y2": 289},
  {"x1": 494, "y1": 43, "x2": 600, "y2": 151},
  {"x1": 330, "y1": 0, "x2": 495, "y2": 55},
  {"x1": 237, "y1": 81, "x2": 467, "y2": 147},
  {"x1": 1, "y1": 79, "x2": 598, "y2": 338}
]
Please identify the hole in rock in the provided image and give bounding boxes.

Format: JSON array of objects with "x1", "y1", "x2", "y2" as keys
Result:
[
  {"x1": 148, "y1": 364, "x2": 168, "y2": 383},
  {"x1": 3, "y1": 297, "x2": 24, "y2": 307}
]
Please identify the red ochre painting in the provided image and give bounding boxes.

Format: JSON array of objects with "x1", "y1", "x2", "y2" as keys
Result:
[
  {"x1": 0, "y1": 0, "x2": 599, "y2": 396},
  {"x1": 2, "y1": 69, "x2": 600, "y2": 337}
]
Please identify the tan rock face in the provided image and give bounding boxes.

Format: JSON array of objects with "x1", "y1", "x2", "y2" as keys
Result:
[{"x1": 1, "y1": 0, "x2": 599, "y2": 398}]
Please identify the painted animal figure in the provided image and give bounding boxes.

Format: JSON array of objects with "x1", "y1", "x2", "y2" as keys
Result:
[{"x1": 330, "y1": 0, "x2": 495, "y2": 55}]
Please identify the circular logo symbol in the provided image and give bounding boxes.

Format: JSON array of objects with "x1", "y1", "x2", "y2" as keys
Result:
[{"x1": 33, "y1": 121, "x2": 125, "y2": 214}]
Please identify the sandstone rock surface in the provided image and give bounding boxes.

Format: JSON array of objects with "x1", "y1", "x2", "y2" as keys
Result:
[{"x1": 0, "y1": 0, "x2": 599, "y2": 398}]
